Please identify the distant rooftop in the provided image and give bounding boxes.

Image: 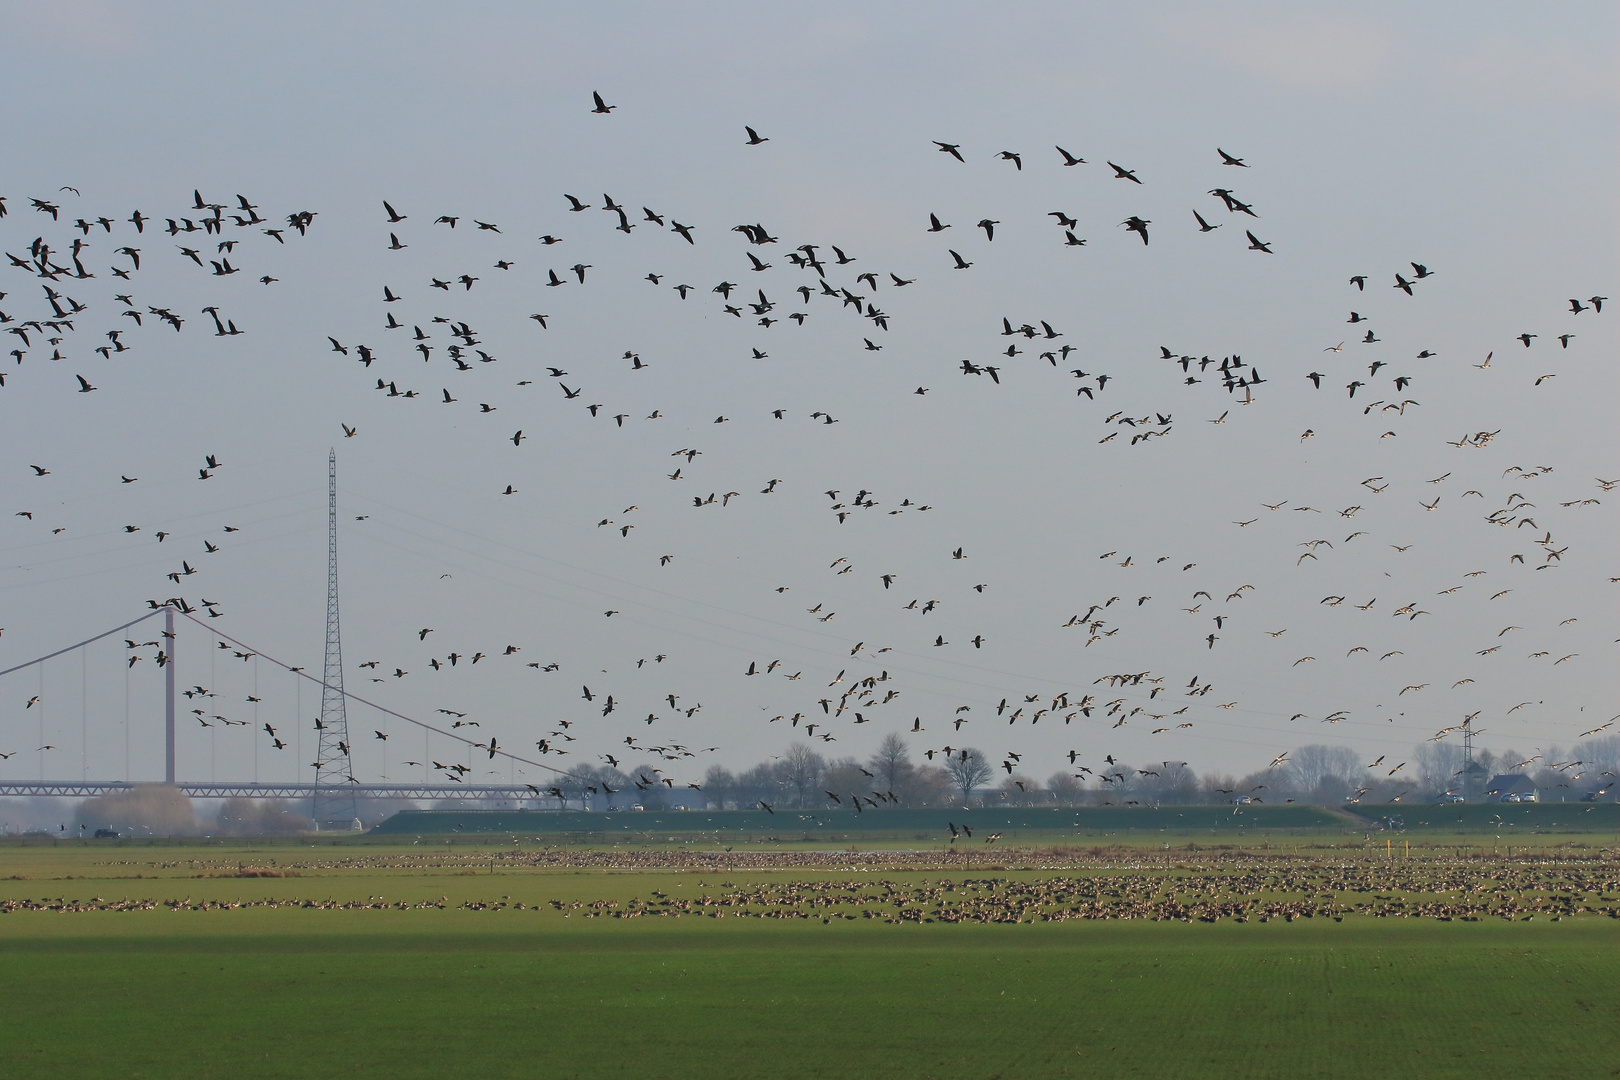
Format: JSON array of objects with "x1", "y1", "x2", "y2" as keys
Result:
[{"x1": 1485, "y1": 774, "x2": 1538, "y2": 797}]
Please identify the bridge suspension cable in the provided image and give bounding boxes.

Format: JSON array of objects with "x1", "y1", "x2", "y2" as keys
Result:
[
  {"x1": 172, "y1": 609, "x2": 582, "y2": 782},
  {"x1": 1, "y1": 606, "x2": 590, "y2": 802},
  {"x1": 0, "y1": 609, "x2": 164, "y2": 680}
]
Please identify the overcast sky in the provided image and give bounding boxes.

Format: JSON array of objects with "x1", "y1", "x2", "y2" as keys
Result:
[{"x1": 0, "y1": 1, "x2": 1615, "y2": 792}]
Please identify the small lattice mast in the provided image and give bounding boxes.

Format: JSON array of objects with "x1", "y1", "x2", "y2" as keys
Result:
[{"x1": 312, "y1": 449, "x2": 357, "y2": 828}]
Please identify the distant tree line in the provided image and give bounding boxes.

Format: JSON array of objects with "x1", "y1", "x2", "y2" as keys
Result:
[
  {"x1": 538, "y1": 732, "x2": 1620, "y2": 811},
  {"x1": 37, "y1": 733, "x2": 1614, "y2": 837}
]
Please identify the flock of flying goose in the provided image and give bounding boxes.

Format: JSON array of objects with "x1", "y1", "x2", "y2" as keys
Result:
[{"x1": 2, "y1": 91, "x2": 1613, "y2": 803}]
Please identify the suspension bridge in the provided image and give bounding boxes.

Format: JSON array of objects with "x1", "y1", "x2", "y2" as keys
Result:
[
  {"x1": 0, "y1": 451, "x2": 575, "y2": 827},
  {"x1": 0, "y1": 604, "x2": 575, "y2": 814}
]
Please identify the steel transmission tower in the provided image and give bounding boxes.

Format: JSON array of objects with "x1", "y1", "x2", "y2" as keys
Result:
[
  {"x1": 312, "y1": 449, "x2": 357, "y2": 829},
  {"x1": 1460, "y1": 716, "x2": 1477, "y2": 802}
]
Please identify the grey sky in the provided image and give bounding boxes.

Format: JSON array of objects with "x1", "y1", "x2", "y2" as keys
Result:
[{"x1": 0, "y1": 2, "x2": 1615, "y2": 791}]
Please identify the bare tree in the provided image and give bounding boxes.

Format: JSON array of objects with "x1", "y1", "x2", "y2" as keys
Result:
[
  {"x1": 780, "y1": 743, "x2": 826, "y2": 807},
  {"x1": 546, "y1": 769, "x2": 589, "y2": 810},
  {"x1": 1135, "y1": 762, "x2": 1201, "y2": 804},
  {"x1": 74, "y1": 784, "x2": 198, "y2": 836},
  {"x1": 214, "y1": 797, "x2": 312, "y2": 835},
  {"x1": 1575, "y1": 735, "x2": 1620, "y2": 799},
  {"x1": 588, "y1": 765, "x2": 630, "y2": 809},
  {"x1": 869, "y1": 733, "x2": 914, "y2": 801},
  {"x1": 1579, "y1": 734, "x2": 1620, "y2": 775},
  {"x1": 822, "y1": 757, "x2": 866, "y2": 803},
  {"x1": 629, "y1": 762, "x2": 668, "y2": 808},
  {"x1": 944, "y1": 748, "x2": 993, "y2": 800},
  {"x1": 702, "y1": 765, "x2": 737, "y2": 809},
  {"x1": 994, "y1": 775, "x2": 1039, "y2": 806},
  {"x1": 1414, "y1": 740, "x2": 1465, "y2": 798},
  {"x1": 735, "y1": 763, "x2": 779, "y2": 809},
  {"x1": 1284, "y1": 744, "x2": 1359, "y2": 802},
  {"x1": 1047, "y1": 772, "x2": 1082, "y2": 807},
  {"x1": 908, "y1": 764, "x2": 955, "y2": 807}
]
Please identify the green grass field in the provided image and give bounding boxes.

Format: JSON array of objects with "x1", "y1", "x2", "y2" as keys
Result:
[
  {"x1": 1366, "y1": 800, "x2": 1620, "y2": 835},
  {"x1": 5, "y1": 920, "x2": 1619, "y2": 1080},
  {"x1": 4, "y1": 839, "x2": 1619, "y2": 1079}
]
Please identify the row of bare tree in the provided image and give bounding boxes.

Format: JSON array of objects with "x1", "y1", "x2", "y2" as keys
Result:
[{"x1": 613, "y1": 733, "x2": 1620, "y2": 810}]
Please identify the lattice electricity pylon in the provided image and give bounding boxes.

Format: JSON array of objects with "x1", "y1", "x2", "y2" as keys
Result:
[
  {"x1": 1461, "y1": 715, "x2": 1476, "y2": 803},
  {"x1": 312, "y1": 449, "x2": 357, "y2": 829}
]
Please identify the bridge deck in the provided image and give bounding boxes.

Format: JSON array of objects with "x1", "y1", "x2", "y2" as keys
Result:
[{"x1": 0, "y1": 781, "x2": 550, "y2": 801}]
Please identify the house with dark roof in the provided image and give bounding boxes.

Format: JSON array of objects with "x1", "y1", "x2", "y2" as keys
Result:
[{"x1": 1484, "y1": 774, "x2": 1538, "y2": 802}]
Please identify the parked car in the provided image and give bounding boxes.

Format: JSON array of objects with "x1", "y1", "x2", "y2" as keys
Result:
[{"x1": 1437, "y1": 792, "x2": 1464, "y2": 804}]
